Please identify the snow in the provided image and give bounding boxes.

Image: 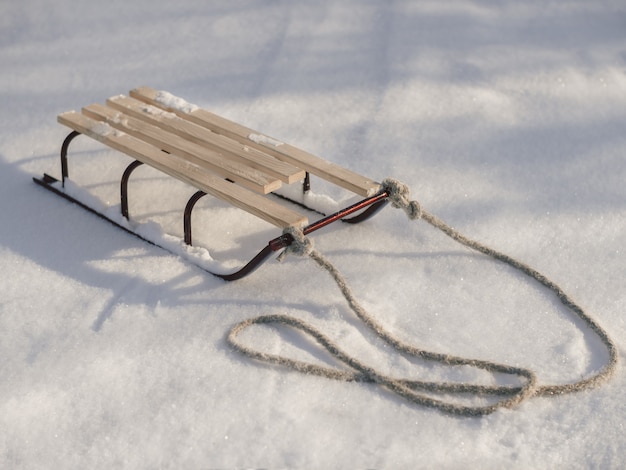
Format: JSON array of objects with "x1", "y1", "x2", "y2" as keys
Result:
[
  {"x1": 1, "y1": 0, "x2": 625, "y2": 468},
  {"x1": 248, "y1": 132, "x2": 285, "y2": 147},
  {"x1": 92, "y1": 120, "x2": 125, "y2": 138},
  {"x1": 139, "y1": 103, "x2": 175, "y2": 119},
  {"x1": 155, "y1": 91, "x2": 199, "y2": 114}
]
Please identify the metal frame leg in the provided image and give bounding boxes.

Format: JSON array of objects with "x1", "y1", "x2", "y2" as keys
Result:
[
  {"x1": 60, "y1": 130, "x2": 81, "y2": 187},
  {"x1": 184, "y1": 190, "x2": 207, "y2": 245},
  {"x1": 303, "y1": 172, "x2": 310, "y2": 193},
  {"x1": 120, "y1": 160, "x2": 144, "y2": 219}
]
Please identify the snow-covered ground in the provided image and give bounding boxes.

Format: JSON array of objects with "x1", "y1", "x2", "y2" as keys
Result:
[{"x1": 1, "y1": 0, "x2": 625, "y2": 467}]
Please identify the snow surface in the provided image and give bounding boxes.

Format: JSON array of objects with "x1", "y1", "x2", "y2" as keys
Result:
[{"x1": 1, "y1": 0, "x2": 625, "y2": 468}]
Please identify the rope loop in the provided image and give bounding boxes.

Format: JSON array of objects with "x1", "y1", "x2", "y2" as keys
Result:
[
  {"x1": 382, "y1": 178, "x2": 422, "y2": 220},
  {"x1": 228, "y1": 177, "x2": 617, "y2": 416}
]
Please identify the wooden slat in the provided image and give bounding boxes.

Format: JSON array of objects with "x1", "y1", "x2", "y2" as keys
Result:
[
  {"x1": 81, "y1": 103, "x2": 281, "y2": 195},
  {"x1": 129, "y1": 86, "x2": 382, "y2": 197},
  {"x1": 57, "y1": 111, "x2": 308, "y2": 229},
  {"x1": 106, "y1": 95, "x2": 307, "y2": 185}
]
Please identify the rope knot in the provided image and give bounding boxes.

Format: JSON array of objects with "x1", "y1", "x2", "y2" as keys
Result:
[
  {"x1": 277, "y1": 226, "x2": 314, "y2": 262},
  {"x1": 382, "y1": 178, "x2": 422, "y2": 220}
]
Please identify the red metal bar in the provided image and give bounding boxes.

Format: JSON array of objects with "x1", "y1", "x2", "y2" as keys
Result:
[
  {"x1": 303, "y1": 191, "x2": 389, "y2": 236},
  {"x1": 268, "y1": 190, "x2": 390, "y2": 252}
]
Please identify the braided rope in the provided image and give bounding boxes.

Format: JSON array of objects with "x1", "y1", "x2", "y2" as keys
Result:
[{"x1": 227, "y1": 179, "x2": 618, "y2": 416}]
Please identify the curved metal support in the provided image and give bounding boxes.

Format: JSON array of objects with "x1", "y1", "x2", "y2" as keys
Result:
[
  {"x1": 60, "y1": 130, "x2": 81, "y2": 187},
  {"x1": 217, "y1": 245, "x2": 275, "y2": 281},
  {"x1": 341, "y1": 198, "x2": 388, "y2": 224},
  {"x1": 120, "y1": 160, "x2": 144, "y2": 219},
  {"x1": 184, "y1": 190, "x2": 207, "y2": 245}
]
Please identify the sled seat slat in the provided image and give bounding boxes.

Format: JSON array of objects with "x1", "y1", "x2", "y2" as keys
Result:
[
  {"x1": 57, "y1": 111, "x2": 309, "y2": 229},
  {"x1": 105, "y1": 95, "x2": 307, "y2": 185},
  {"x1": 129, "y1": 86, "x2": 381, "y2": 197},
  {"x1": 82, "y1": 103, "x2": 281, "y2": 195}
]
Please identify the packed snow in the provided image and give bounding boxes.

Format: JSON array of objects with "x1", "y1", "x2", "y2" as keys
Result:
[
  {"x1": 155, "y1": 91, "x2": 199, "y2": 114},
  {"x1": 248, "y1": 132, "x2": 285, "y2": 147},
  {"x1": 1, "y1": 0, "x2": 625, "y2": 468}
]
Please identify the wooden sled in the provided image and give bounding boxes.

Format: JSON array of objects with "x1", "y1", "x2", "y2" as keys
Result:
[{"x1": 34, "y1": 87, "x2": 391, "y2": 280}]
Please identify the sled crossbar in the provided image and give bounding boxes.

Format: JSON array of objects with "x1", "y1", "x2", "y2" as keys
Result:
[{"x1": 36, "y1": 87, "x2": 387, "y2": 280}]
